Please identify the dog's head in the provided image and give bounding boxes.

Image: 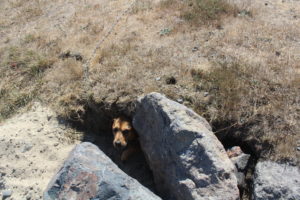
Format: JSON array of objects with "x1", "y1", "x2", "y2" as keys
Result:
[{"x1": 112, "y1": 117, "x2": 137, "y2": 149}]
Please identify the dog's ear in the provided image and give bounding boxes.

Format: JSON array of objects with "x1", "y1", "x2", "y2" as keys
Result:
[{"x1": 112, "y1": 118, "x2": 117, "y2": 125}]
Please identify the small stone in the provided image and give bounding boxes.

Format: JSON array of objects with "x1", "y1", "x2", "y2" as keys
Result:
[
  {"x1": 232, "y1": 153, "x2": 250, "y2": 171},
  {"x1": 53, "y1": 143, "x2": 59, "y2": 147},
  {"x1": 155, "y1": 77, "x2": 161, "y2": 81},
  {"x1": 47, "y1": 115, "x2": 52, "y2": 121},
  {"x1": 203, "y1": 92, "x2": 209, "y2": 97},
  {"x1": 2, "y1": 190, "x2": 12, "y2": 198},
  {"x1": 216, "y1": 24, "x2": 223, "y2": 30},
  {"x1": 37, "y1": 128, "x2": 43, "y2": 132},
  {"x1": 0, "y1": 180, "x2": 5, "y2": 190},
  {"x1": 192, "y1": 47, "x2": 199, "y2": 52},
  {"x1": 73, "y1": 53, "x2": 83, "y2": 61},
  {"x1": 26, "y1": 194, "x2": 32, "y2": 200},
  {"x1": 177, "y1": 98, "x2": 183, "y2": 103},
  {"x1": 275, "y1": 51, "x2": 281, "y2": 56},
  {"x1": 21, "y1": 144, "x2": 33, "y2": 153},
  {"x1": 297, "y1": 146, "x2": 300, "y2": 151},
  {"x1": 227, "y1": 146, "x2": 243, "y2": 158}
]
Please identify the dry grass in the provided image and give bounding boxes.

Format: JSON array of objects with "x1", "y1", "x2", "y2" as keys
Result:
[
  {"x1": 160, "y1": 0, "x2": 238, "y2": 25},
  {"x1": 191, "y1": 61, "x2": 299, "y2": 160},
  {"x1": 0, "y1": 0, "x2": 299, "y2": 164},
  {"x1": 0, "y1": 46, "x2": 54, "y2": 120}
]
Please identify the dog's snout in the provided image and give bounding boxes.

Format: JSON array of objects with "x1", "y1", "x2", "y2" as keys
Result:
[{"x1": 115, "y1": 141, "x2": 122, "y2": 147}]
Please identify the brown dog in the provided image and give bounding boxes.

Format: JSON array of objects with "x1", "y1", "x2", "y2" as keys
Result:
[{"x1": 112, "y1": 116, "x2": 140, "y2": 161}]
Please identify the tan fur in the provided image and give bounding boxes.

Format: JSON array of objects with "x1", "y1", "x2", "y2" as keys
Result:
[{"x1": 112, "y1": 117, "x2": 139, "y2": 161}]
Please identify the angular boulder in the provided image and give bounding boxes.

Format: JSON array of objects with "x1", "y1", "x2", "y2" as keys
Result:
[
  {"x1": 227, "y1": 146, "x2": 251, "y2": 188},
  {"x1": 133, "y1": 92, "x2": 239, "y2": 200},
  {"x1": 253, "y1": 161, "x2": 300, "y2": 200},
  {"x1": 44, "y1": 142, "x2": 161, "y2": 200}
]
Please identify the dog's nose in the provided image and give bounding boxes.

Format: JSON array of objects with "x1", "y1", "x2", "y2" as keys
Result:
[{"x1": 115, "y1": 141, "x2": 122, "y2": 148}]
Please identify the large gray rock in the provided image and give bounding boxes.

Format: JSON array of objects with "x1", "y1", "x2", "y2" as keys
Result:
[
  {"x1": 133, "y1": 92, "x2": 239, "y2": 200},
  {"x1": 44, "y1": 142, "x2": 161, "y2": 200},
  {"x1": 253, "y1": 161, "x2": 300, "y2": 200}
]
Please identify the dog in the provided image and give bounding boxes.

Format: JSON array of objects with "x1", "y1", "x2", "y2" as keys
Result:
[{"x1": 112, "y1": 116, "x2": 140, "y2": 161}]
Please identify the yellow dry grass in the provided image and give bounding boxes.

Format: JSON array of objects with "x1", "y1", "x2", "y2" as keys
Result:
[{"x1": 0, "y1": 0, "x2": 299, "y2": 163}]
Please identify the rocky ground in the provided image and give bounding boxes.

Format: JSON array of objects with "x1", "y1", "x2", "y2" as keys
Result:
[{"x1": 0, "y1": 103, "x2": 81, "y2": 200}]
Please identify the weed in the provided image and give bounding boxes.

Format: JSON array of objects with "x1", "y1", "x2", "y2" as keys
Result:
[
  {"x1": 4, "y1": 47, "x2": 53, "y2": 77},
  {"x1": 131, "y1": 0, "x2": 153, "y2": 14},
  {"x1": 159, "y1": 28, "x2": 172, "y2": 36},
  {"x1": 160, "y1": 0, "x2": 238, "y2": 25},
  {"x1": 23, "y1": 34, "x2": 37, "y2": 44},
  {"x1": 0, "y1": 46, "x2": 54, "y2": 121},
  {"x1": 183, "y1": 0, "x2": 237, "y2": 24},
  {"x1": 0, "y1": 88, "x2": 37, "y2": 121},
  {"x1": 191, "y1": 61, "x2": 299, "y2": 161}
]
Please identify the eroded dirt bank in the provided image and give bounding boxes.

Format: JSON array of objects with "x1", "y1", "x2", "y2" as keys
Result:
[{"x1": 0, "y1": 103, "x2": 81, "y2": 200}]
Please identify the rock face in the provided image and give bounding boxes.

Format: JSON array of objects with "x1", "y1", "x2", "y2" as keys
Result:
[
  {"x1": 253, "y1": 161, "x2": 300, "y2": 200},
  {"x1": 44, "y1": 142, "x2": 161, "y2": 200},
  {"x1": 133, "y1": 92, "x2": 239, "y2": 200}
]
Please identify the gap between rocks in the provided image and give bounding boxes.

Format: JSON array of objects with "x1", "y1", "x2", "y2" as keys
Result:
[{"x1": 60, "y1": 97, "x2": 258, "y2": 200}]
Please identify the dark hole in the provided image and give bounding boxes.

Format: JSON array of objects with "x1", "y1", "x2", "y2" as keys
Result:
[{"x1": 59, "y1": 98, "x2": 159, "y2": 197}]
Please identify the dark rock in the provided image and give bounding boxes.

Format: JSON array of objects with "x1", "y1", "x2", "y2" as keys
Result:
[
  {"x1": 253, "y1": 161, "x2": 300, "y2": 200},
  {"x1": 133, "y1": 92, "x2": 239, "y2": 200},
  {"x1": 165, "y1": 76, "x2": 177, "y2": 85},
  {"x1": 58, "y1": 51, "x2": 83, "y2": 61},
  {"x1": 73, "y1": 53, "x2": 83, "y2": 61},
  {"x1": 192, "y1": 46, "x2": 199, "y2": 52},
  {"x1": 58, "y1": 51, "x2": 70, "y2": 60},
  {"x1": 44, "y1": 142, "x2": 161, "y2": 200}
]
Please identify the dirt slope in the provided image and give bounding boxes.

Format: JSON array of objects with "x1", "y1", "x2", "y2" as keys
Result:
[{"x1": 0, "y1": 102, "x2": 81, "y2": 200}]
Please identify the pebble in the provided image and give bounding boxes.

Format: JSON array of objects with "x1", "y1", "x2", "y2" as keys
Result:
[
  {"x1": 37, "y1": 128, "x2": 43, "y2": 132},
  {"x1": 155, "y1": 77, "x2": 161, "y2": 81},
  {"x1": 203, "y1": 92, "x2": 209, "y2": 97},
  {"x1": 47, "y1": 115, "x2": 52, "y2": 121},
  {"x1": 2, "y1": 190, "x2": 12, "y2": 198},
  {"x1": 21, "y1": 144, "x2": 33, "y2": 153},
  {"x1": 177, "y1": 98, "x2": 183, "y2": 103},
  {"x1": 192, "y1": 46, "x2": 199, "y2": 52},
  {"x1": 297, "y1": 147, "x2": 300, "y2": 151}
]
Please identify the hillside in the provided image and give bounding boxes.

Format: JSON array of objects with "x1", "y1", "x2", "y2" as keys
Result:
[{"x1": 0, "y1": 0, "x2": 299, "y2": 178}]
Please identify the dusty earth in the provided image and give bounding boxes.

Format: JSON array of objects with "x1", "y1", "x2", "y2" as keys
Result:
[
  {"x1": 0, "y1": 0, "x2": 299, "y2": 198},
  {"x1": 0, "y1": 103, "x2": 81, "y2": 200}
]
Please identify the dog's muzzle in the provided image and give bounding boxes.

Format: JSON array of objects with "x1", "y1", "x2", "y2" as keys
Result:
[{"x1": 114, "y1": 141, "x2": 126, "y2": 150}]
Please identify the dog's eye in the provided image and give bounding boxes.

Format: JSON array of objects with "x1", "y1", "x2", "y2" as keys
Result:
[
  {"x1": 122, "y1": 130, "x2": 130, "y2": 135},
  {"x1": 113, "y1": 128, "x2": 118, "y2": 132}
]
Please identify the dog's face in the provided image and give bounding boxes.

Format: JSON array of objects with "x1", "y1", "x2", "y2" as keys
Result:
[{"x1": 112, "y1": 117, "x2": 136, "y2": 149}]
